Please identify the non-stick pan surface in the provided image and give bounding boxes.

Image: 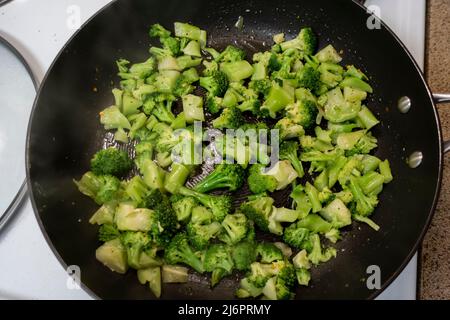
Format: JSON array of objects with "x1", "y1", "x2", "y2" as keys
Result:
[{"x1": 27, "y1": 0, "x2": 442, "y2": 299}]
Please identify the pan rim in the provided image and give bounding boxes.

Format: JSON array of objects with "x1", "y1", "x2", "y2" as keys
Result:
[{"x1": 25, "y1": 0, "x2": 443, "y2": 300}]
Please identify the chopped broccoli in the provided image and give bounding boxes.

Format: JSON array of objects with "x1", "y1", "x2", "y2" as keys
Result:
[
  {"x1": 74, "y1": 172, "x2": 122, "y2": 205},
  {"x1": 285, "y1": 99, "x2": 318, "y2": 129},
  {"x1": 308, "y1": 233, "x2": 337, "y2": 265},
  {"x1": 218, "y1": 213, "x2": 248, "y2": 245},
  {"x1": 232, "y1": 241, "x2": 257, "y2": 271},
  {"x1": 256, "y1": 242, "x2": 284, "y2": 263},
  {"x1": 279, "y1": 141, "x2": 304, "y2": 177},
  {"x1": 187, "y1": 220, "x2": 222, "y2": 250},
  {"x1": 90, "y1": 147, "x2": 132, "y2": 177},
  {"x1": 149, "y1": 23, "x2": 171, "y2": 39},
  {"x1": 283, "y1": 223, "x2": 311, "y2": 250},
  {"x1": 170, "y1": 195, "x2": 198, "y2": 223},
  {"x1": 212, "y1": 107, "x2": 244, "y2": 129},
  {"x1": 206, "y1": 95, "x2": 224, "y2": 114},
  {"x1": 120, "y1": 231, "x2": 152, "y2": 269},
  {"x1": 193, "y1": 164, "x2": 245, "y2": 193},
  {"x1": 216, "y1": 45, "x2": 246, "y2": 62},
  {"x1": 240, "y1": 196, "x2": 274, "y2": 232},
  {"x1": 247, "y1": 164, "x2": 278, "y2": 194},
  {"x1": 348, "y1": 176, "x2": 378, "y2": 216},
  {"x1": 164, "y1": 233, "x2": 205, "y2": 273},
  {"x1": 98, "y1": 224, "x2": 120, "y2": 242},
  {"x1": 203, "y1": 244, "x2": 234, "y2": 287},
  {"x1": 178, "y1": 186, "x2": 232, "y2": 222},
  {"x1": 199, "y1": 70, "x2": 229, "y2": 97},
  {"x1": 249, "y1": 79, "x2": 272, "y2": 98},
  {"x1": 279, "y1": 27, "x2": 317, "y2": 55}
]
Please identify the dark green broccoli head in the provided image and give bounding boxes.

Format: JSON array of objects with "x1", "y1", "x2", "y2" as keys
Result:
[
  {"x1": 297, "y1": 27, "x2": 317, "y2": 55},
  {"x1": 206, "y1": 95, "x2": 224, "y2": 114},
  {"x1": 218, "y1": 213, "x2": 248, "y2": 245},
  {"x1": 204, "y1": 244, "x2": 234, "y2": 287},
  {"x1": 256, "y1": 242, "x2": 284, "y2": 263},
  {"x1": 161, "y1": 36, "x2": 180, "y2": 56},
  {"x1": 268, "y1": 54, "x2": 282, "y2": 72},
  {"x1": 193, "y1": 163, "x2": 245, "y2": 193},
  {"x1": 120, "y1": 231, "x2": 152, "y2": 269},
  {"x1": 275, "y1": 263, "x2": 296, "y2": 300},
  {"x1": 216, "y1": 45, "x2": 246, "y2": 62},
  {"x1": 186, "y1": 221, "x2": 222, "y2": 250},
  {"x1": 98, "y1": 224, "x2": 120, "y2": 242},
  {"x1": 95, "y1": 175, "x2": 122, "y2": 204},
  {"x1": 142, "y1": 188, "x2": 165, "y2": 209},
  {"x1": 232, "y1": 241, "x2": 257, "y2": 271},
  {"x1": 297, "y1": 65, "x2": 321, "y2": 92},
  {"x1": 247, "y1": 164, "x2": 278, "y2": 194},
  {"x1": 164, "y1": 232, "x2": 205, "y2": 273},
  {"x1": 171, "y1": 195, "x2": 198, "y2": 222},
  {"x1": 149, "y1": 23, "x2": 171, "y2": 38},
  {"x1": 240, "y1": 196, "x2": 274, "y2": 232},
  {"x1": 249, "y1": 79, "x2": 272, "y2": 98},
  {"x1": 286, "y1": 99, "x2": 318, "y2": 129},
  {"x1": 199, "y1": 70, "x2": 229, "y2": 97},
  {"x1": 212, "y1": 107, "x2": 244, "y2": 129},
  {"x1": 283, "y1": 223, "x2": 311, "y2": 249},
  {"x1": 90, "y1": 147, "x2": 132, "y2": 177}
]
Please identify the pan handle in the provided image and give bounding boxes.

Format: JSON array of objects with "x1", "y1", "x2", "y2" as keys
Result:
[
  {"x1": 433, "y1": 93, "x2": 450, "y2": 104},
  {"x1": 433, "y1": 94, "x2": 450, "y2": 154}
]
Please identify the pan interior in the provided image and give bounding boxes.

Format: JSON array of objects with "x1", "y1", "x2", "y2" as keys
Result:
[{"x1": 27, "y1": 0, "x2": 441, "y2": 299}]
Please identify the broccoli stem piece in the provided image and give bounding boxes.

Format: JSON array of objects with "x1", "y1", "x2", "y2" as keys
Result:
[
  {"x1": 304, "y1": 182, "x2": 322, "y2": 213},
  {"x1": 379, "y1": 159, "x2": 393, "y2": 183},
  {"x1": 164, "y1": 163, "x2": 192, "y2": 194},
  {"x1": 261, "y1": 84, "x2": 294, "y2": 118},
  {"x1": 221, "y1": 60, "x2": 254, "y2": 82},
  {"x1": 358, "y1": 171, "x2": 385, "y2": 195}
]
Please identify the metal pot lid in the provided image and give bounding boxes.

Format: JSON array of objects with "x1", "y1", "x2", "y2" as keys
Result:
[{"x1": 0, "y1": 36, "x2": 37, "y2": 230}]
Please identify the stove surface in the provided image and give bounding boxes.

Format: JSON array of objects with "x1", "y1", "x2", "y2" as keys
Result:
[{"x1": 0, "y1": 0, "x2": 425, "y2": 300}]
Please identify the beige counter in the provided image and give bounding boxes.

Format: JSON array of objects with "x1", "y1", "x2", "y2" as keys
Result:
[{"x1": 420, "y1": 0, "x2": 450, "y2": 300}]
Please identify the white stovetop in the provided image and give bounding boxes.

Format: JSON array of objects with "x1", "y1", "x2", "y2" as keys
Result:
[{"x1": 0, "y1": 0, "x2": 425, "y2": 300}]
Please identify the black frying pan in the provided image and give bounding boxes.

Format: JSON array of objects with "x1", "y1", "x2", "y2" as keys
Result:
[{"x1": 26, "y1": 0, "x2": 450, "y2": 299}]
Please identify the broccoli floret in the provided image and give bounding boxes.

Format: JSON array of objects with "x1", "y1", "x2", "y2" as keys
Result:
[
  {"x1": 232, "y1": 241, "x2": 257, "y2": 271},
  {"x1": 247, "y1": 262, "x2": 276, "y2": 287},
  {"x1": 218, "y1": 213, "x2": 248, "y2": 245},
  {"x1": 206, "y1": 95, "x2": 224, "y2": 114},
  {"x1": 320, "y1": 198, "x2": 352, "y2": 228},
  {"x1": 249, "y1": 79, "x2": 272, "y2": 98},
  {"x1": 164, "y1": 233, "x2": 205, "y2": 273},
  {"x1": 149, "y1": 23, "x2": 171, "y2": 38},
  {"x1": 178, "y1": 186, "x2": 232, "y2": 222},
  {"x1": 187, "y1": 220, "x2": 222, "y2": 250},
  {"x1": 256, "y1": 242, "x2": 284, "y2": 263},
  {"x1": 202, "y1": 60, "x2": 219, "y2": 76},
  {"x1": 173, "y1": 75, "x2": 194, "y2": 97},
  {"x1": 170, "y1": 195, "x2": 198, "y2": 222},
  {"x1": 274, "y1": 118, "x2": 305, "y2": 140},
  {"x1": 247, "y1": 164, "x2": 278, "y2": 194},
  {"x1": 295, "y1": 268, "x2": 311, "y2": 286},
  {"x1": 193, "y1": 164, "x2": 245, "y2": 193},
  {"x1": 174, "y1": 22, "x2": 207, "y2": 46},
  {"x1": 296, "y1": 65, "x2": 321, "y2": 92},
  {"x1": 285, "y1": 99, "x2": 318, "y2": 129},
  {"x1": 74, "y1": 172, "x2": 122, "y2": 205},
  {"x1": 279, "y1": 141, "x2": 304, "y2": 178},
  {"x1": 346, "y1": 132, "x2": 378, "y2": 156},
  {"x1": 212, "y1": 107, "x2": 244, "y2": 129},
  {"x1": 275, "y1": 262, "x2": 296, "y2": 298},
  {"x1": 283, "y1": 223, "x2": 311, "y2": 249},
  {"x1": 348, "y1": 176, "x2": 378, "y2": 216},
  {"x1": 279, "y1": 27, "x2": 317, "y2": 55},
  {"x1": 161, "y1": 36, "x2": 180, "y2": 56},
  {"x1": 120, "y1": 231, "x2": 152, "y2": 269},
  {"x1": 90, "y1": 147, "x2": 132, "y2": 177},
  {"x1": 98, "y1": 224, "x2": 120, "y2": 242},
  {"x1": 204, "y1": 244, "x2": 234, "y2": 287},
  {"x1": 216, "y1": 45, "x2": 246, "y2": 62},
  {"x1": 240, "y1": 196, "x2": 274, "y2": 232},
  {"x1": 236, "y1": 99, "x2": 262, "y2": 116},
  {"x1": 199, "y1": 70, "x2": 229, "y2": 97}
]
